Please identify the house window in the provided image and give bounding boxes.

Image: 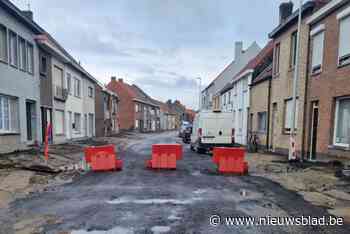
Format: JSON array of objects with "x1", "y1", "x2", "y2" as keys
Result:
[
  {"x1": 274, "y1": 43, "x2": 280, "y2": 74},
  {"x1": 228, "y1": 91, "x2": 231, "y2": 104},
  {"x1": 135, "y1": 104, "x2": 139, "y2": 112},
  {"x1": 55, "y1": 110, "x2": 64, "y2": 135},
  {"x1": 27, "y1": 43, "x2": 34, "y2": 74},
  {"x1": 338, "y1": 15, "x2": 350, "y2": 66},
  {"x1": 311, "y1": 31, "x2": 324, "y2": 74},
  {"x1": 40, "y1": 55, "x2": 48, "y2": 75},
  {"x1": 135, "y1": 120, "x2": 139, "y2": 129},
  {"x1": 284, "y1": 99, "x2": 299, "y2": 133},
  {"x1": 258, "y1": 112, "x2": 267, "y2": 133},
  {"x1": 18, "y1": 37, "x2": 26, "y2": 71},
  {"x1": 223, "y1": 93, "x2": 227, "y2": 105},
  {"x1": 66, "y1": 73, "x2": 72, "y2": 94},
  {"x1": 74, "y1": 78, "x2": 81, "y2": 97},
  {"x1": 9, "y1": 31, "x2": 17, "y2": 67},
  {"x1": 334, "y1": 97, "x2": 350, "y2": 147},
  {"x1": 0, "y1": 95, "x2": 19, "y2": 133},
  {"x1": 88, "y1": 87, "x2": 93, "y2": 98},
  {"x1": 0, "y1": 25, "x2": 8, "y2": 63},
  {"x1": 74, "y1": 113, "x2": 81, "y2": 132},
  {"x1": 290, "y1": 31, "x2": 298, "y2": 68},
  {"x1": 243, "y1": 78, "x2": 248, "y2": 91}
]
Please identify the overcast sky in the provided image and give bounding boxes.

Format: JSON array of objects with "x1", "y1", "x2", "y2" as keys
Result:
[{"x1": 12, "y1": 0, "x2": 300, "y2": 109}]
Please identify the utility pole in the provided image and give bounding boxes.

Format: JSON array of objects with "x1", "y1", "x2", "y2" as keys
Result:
[
  {"x1": 289, "y1": 0, "x2": 303, "y2": 162},
  {"x1": 196, "y1": 77, "x2": 202, "y2": 111}
]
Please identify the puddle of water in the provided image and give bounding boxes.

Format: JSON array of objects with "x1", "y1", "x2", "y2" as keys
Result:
[
  {"x1": 193, "y1": 189, "x2": 206, "y2": 195},
  {"x1": 71, "y1": 226, "x2": 133, "y2": 234},
  {"x1": 168, "y1": 208, "x2": 182, "y2": 221},
  {"x1": 191, "y1": 171, "x2": 201, "y2": 176},
  {"x1": 107, "y1": 197, "x2": 201, "y2": 205},
  {"x1": 151, "y1": 226, "x2": 171, "y2": 233}
]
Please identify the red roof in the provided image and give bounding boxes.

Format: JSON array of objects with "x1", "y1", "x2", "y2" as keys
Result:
[{"x1": 232, "y1": 41, "x2": 274, "y2": 83}]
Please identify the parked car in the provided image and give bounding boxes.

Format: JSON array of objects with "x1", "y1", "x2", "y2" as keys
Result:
[
  {"x1": 182, "y1": 126, "x2": 193, "y2": 144},
  {"x1": 190, "y1": 110, "x2": 235, "y2": 153},
  {"x1": 178, "y1": 121, "x2": 190, "y2": 138}
]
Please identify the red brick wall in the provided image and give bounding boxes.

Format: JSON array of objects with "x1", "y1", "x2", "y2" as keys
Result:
[
  {"x1": 305, "y1": 2, "x2": 350, "y2": 158},
  {"x1": 107, "y1": 79, "x2": 135, "y2": 130}
]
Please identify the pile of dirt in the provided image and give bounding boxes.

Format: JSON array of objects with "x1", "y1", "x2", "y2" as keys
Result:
[{"x1": 246, "y1": 152, "x2": 350, "y2": 222}]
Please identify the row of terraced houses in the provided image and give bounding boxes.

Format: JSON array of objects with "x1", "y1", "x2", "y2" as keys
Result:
[
  {"x1": 0, "y1": 0, "x2": 193, "y2": 154},
  {"x1": 201, "y1": 0, "x2": 350, "y2": 160}
]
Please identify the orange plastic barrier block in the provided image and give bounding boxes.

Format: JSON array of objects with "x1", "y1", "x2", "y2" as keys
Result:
[
  {"x1": 84, "y1": 145, "x2": 122, "y2": 171},
  {"x1": 146, "y1": 144, "x2": 182, "y2": 170},
  {"x1": 85, "y1": 145, "x2": 115, "y2": 163},
  {"x1": 212, "y1": 147, "x2": 248, "y2": 175}
]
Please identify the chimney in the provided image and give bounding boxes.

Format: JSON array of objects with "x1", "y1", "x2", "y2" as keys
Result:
[
  {"x1": 111, "y1": 76, "x2": 116, "y2": 82},
  {"x1": 22, "y1": 10, "x2": 33, "y2": 21},
  {"x1": 279, "y1": 2, "x2": 294, "y2": 24},
  {"x1": 235, "y1": 41, "x2": 243, "y2": 60}
]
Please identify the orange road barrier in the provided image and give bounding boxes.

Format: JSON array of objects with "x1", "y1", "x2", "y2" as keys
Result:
[
  {"x1": 212, "y1": 147, "x2": 248, "y2": 175},
  {"x1": 146, "y1": 144, "x2": 183, "y2": 170},
  {"x1": 84, "y1": 145, "x2": 122, "y2": 171},
  {"x1": 44, "y1": 123, "x2": 52, "y2": 161}
]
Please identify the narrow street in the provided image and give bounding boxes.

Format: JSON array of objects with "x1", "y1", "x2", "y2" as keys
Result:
[{"x1": 0, "y1": 131, "x2": 348, "y2": 234}]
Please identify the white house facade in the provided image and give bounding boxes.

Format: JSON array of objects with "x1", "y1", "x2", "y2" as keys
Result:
[
  {"x1": 201, "y1": 41, "x2": 260, "y2": 111},
  {"x1": 0, "y1": 1, "x2": 43, "y2": 153}
]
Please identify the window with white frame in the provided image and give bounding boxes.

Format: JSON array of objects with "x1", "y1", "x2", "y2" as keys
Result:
[
  {"x1": 290, "y1": 31, "x2": 298, "y2": 68},
  {"x1": 0, "y1": 25, "x2": 8, "y2": 62},
  {"x1": 88, "y1": 86, "x2": 93, "y2": 98},
  {"x1": 311, "y1": 31, "x2": 324, "y2": 74},
  {"x1": 334, "y1": 97, "x2": 350, "y2": 147},
  {"x1": 74, "y1": 113, "x2": 81, "y2": 132},
  {"x1": 258, "y1": 112, "x2": 267, "y2": 133},
  {"x1": 18, "y1": 37, "x2": 27, "y2": 71},
  {"x1": 284, "y1": 99, "x2": 299, "y2": 132},
  {"x1": 55, "y1": 110, "x2": 64, "y2": 135},
  {"x1": 9, "y1": 31, "x2": 17, "y2": 67},
  {"x1": 74, "y1": 78, "x2": 81, "y2": 97},
  {"x1": 338, "y1": 15, "x2": 350, "y2": 66},
  {"x1": 0, "y1": 95, "x2": 19, "y2": 133},
  {"x1": 274, "y1": 43, "x2": 280, "y2": 74},
  {"x1": 66, "y1": 73, "x2": 72, "y2": 94},
  {"x1": 40, "y1": 55, "x2": 48, "y2": 75},
  {"x1": 27, "y1": 43, "x2": 34, "y2": 74}
]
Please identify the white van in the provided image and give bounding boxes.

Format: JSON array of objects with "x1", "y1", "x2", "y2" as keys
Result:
[{"x1": 190, "y1": 110, "x2": 235, "y2": 153}]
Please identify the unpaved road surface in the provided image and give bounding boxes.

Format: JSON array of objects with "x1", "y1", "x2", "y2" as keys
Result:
[{"x1": 0, "y1": 132, "x2": 349, "y2": 233}]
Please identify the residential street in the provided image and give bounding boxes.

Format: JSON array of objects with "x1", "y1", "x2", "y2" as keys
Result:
[{"x1": 0, "y1": 131, "x2": 349, "y2": 234}]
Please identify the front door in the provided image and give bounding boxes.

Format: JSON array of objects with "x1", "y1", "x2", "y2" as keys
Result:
[
  {"x1": 89, "y1": 114, "x2": 94, "y2": 137},
  {"x1": 84, "y1": 114, "x2": 88, "y2": 137},
  {"x1": 270, "y1": 103, "x2": 277, "y2": 151},
  {"x1": 68, "y1": 111, "x2": 72, "y2": 139},
  {"x1": 309, "y1": 102, "x2": 319, "y2": 161},
  {"x1": 41, "y1": 107, "x2": 52, "y2": 142},
  {"x1": 26, "y1": 101, "x2": 37, "y2": 143}
]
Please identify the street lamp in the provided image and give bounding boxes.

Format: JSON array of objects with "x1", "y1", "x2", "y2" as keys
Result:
[
  {"x1": 289, "y1": 0, "x2": 303, "y2": 162},
  {"x1": 196, "y1": 77, "x2": 202, "y2": 111}
]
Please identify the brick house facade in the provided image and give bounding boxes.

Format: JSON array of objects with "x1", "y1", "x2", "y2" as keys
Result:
[
  {"x1": 268, "y1": 1, "x2": 319, "y2": 156},
  {"x1": 107, "y1": 77, "x2": 160, "y2": 132},
  {"x1": 95, "y1": 83, "x2": 119, "y2": 137},
  {"x1": 304, "y1": 0, "x2": 350, "y2": 159},
  {"x1": 249, "y1": 41, "x2": 274, "y2": 150}
]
